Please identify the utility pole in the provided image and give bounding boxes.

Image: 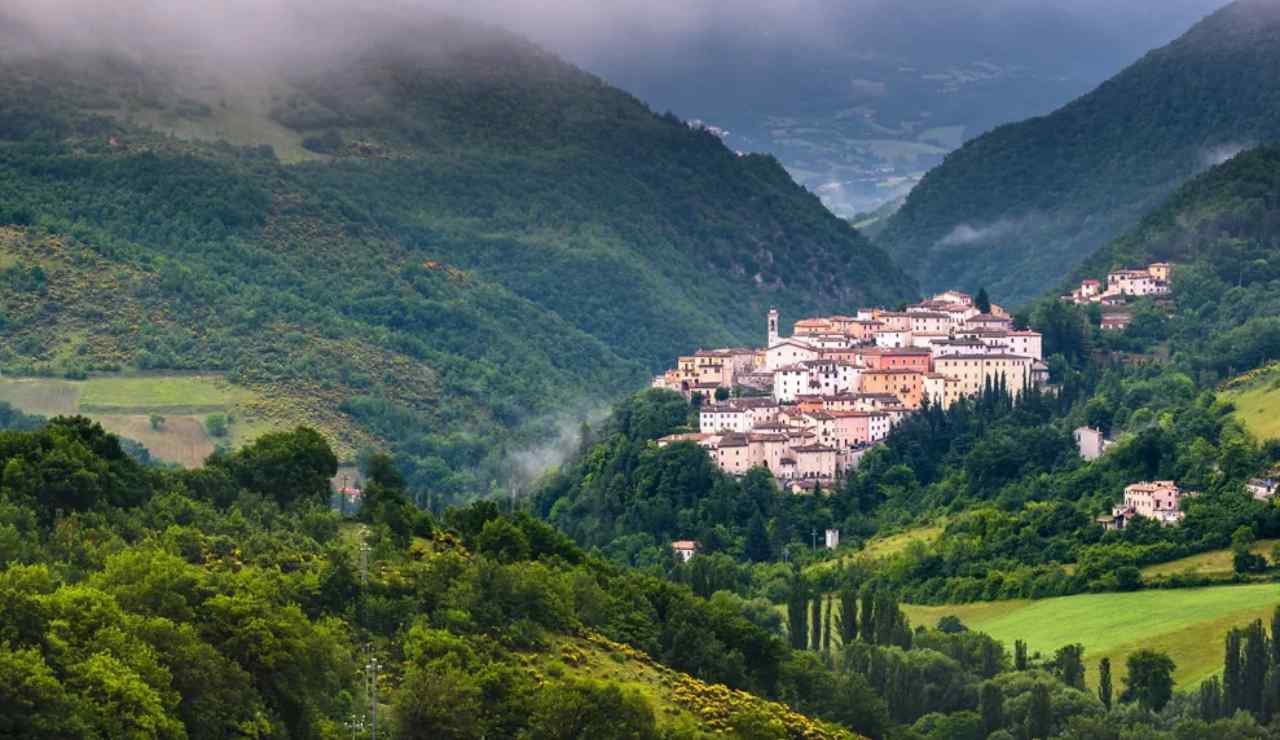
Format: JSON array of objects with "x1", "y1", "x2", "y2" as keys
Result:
[
  {"x1": 358, "y1": 526, "x2": 370, "y2": 588},
  {"x1": 366, "y1": 650, "x2": 381, "y2": 740},
  {"x1": 811, "y1": 529, "x2": 818, "y2": 552}
]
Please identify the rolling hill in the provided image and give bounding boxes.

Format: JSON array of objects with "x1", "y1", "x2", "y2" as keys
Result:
[
  {"x1": 0, "y1": 10, "x2": 915, "y2": 500},
  {"x1": 875, "y1": 0, "x2": 1280, "y2": 304}
]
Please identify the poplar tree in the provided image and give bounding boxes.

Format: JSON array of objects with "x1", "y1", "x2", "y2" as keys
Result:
[
  {"x1": 979, "y1": 680, "x2": 1004, "y2": 737},
  {"x1": 1053, "y1": 644, "x2": 1086, "y2": 690},
  {"x1": 1015, "y1": 640, "x2": 1029, "y2": 671},
  {"x1": 1243, "y1": 620, "x2": 1269, "y2": 715},
  {"x1": 1270, "y1": 606, "x2": 1280, "y2": 668},
  {"x1": 1098, "y1": 657, "x2": 1112, "y2": 711},
  {"x1": 1225, "y1": 628, "x2": 1243, "y2": 713},
  {"x1": 1263, "y1": 667, "x2": 1280, "y2": 725},
  {"x1": 1198, "y1": 676, "x2": 1223, "y2": 722},
  {"x1": 1027, "y1": 682, "x2": 1053, "y2": 739}
]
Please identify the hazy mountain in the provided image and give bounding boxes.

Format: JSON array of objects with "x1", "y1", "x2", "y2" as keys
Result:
[
  {"x1": 0, "y1": 7, "x2": 915, "y2": 500},
  {"x1": 876, "y1": 0, "x2": 1280, "y2": 304},
  {"x1": 560, "y1": 0, "x2": 1226, "y2": 218}
]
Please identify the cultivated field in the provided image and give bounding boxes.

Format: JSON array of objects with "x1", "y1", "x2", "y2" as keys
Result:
[
  {"x1": 1141, "y1": 540, "x2": 1280, "y2": 578},
  {"x1": 0, "y1": 374, "x2": 268, "y2": 468},
  {"x1": 903, "y1": 584, "x2": 1280, "y2": 688},
  {"x1": 1222, "y1": 367, "x2": 1280, "y2": 441},
  {"x1": 808, "y1": 522, "x2": 945, "y2": 575}
]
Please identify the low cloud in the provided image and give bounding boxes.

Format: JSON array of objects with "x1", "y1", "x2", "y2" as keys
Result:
[
  {"x1": 937, "y1": 217, "x2": 1026, "y2": 247},
  {"x1": 1200, "y1": 141, "x2": 1254, "y2": 169},
  {"x1": 505, "y1": 404, "x2": 611, "y2": 497}
]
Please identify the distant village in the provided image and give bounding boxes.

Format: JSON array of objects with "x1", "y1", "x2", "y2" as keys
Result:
[{"x1": 652, "y1": 288, "x2": 1048, "y2": 494}]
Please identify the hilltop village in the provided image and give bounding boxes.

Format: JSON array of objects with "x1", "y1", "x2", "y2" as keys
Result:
[{"x1": 653, "y1": 289, "x2": 1049, "y2": 493}]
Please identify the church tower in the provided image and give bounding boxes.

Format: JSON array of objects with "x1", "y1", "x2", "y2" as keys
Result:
[{"x1": 768, "y1": 308, "x2": 780, "y2": 347}]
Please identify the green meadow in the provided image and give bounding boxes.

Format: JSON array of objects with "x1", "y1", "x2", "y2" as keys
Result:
[{"x1": 903, "y1": 584, "x2": 1280, "y2": 689}]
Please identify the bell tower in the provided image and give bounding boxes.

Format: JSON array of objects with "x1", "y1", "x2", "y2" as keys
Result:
[{"x1": 768, "y1": 308, "x2": 780, "y2": 347}]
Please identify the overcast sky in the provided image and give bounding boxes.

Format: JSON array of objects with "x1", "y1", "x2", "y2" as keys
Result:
[{"x1": 5, "y1": 0, "x2": 1227, "y2": 61}]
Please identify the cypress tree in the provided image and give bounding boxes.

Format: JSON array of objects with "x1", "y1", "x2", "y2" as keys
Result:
[
  {"x1": 1015, "y1": 640, "x2": 1029, "y2": 671},
  {"x1": 1098, "y1": 657, "x2": 1112, "y2": 711},
  {"x1": 786, "y1": 567, "x2": 808, "y2": 651},
  {"x1": 1225, "y1": 628, "x2": 1243, "y2": 714},
  {"x1": 861, "y1": 588, "x2": 877, "y2": 645},
  {"x1": 979, "y1": 680, "x2": 1004, "y2": 737},
  {"x1": 810, "y1": 595, "x2": 823, "y2": 651},
  {"x1": 975, "y1": 287, "x2": 991, "y2": 314},
  {"x1": 837, "y1": 585, "x2": 858, "y2": 645},
  {"x1": 823, "y1": 594, "x2": 834, "y2": 657},
  {"x1": 744, "y1": 512, "x2": 772, "y2": 562}
]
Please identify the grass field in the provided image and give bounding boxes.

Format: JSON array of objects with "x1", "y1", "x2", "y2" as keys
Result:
[
  {"x1": 1141, "y1": 540, "x2": 1280, "y2": 578},
  {"x1": 808, "y1": 522, "x2": 945, "y2": 575},
  {"x1": 0, "y1": 374, "x2": 269, "y2": 468},
  {"x1": 1222, "y1": 367, "x2": 1280, "y2": 441},
  {"x1": 903, "y1": 584, "x2": 1280, "y2": 688}
]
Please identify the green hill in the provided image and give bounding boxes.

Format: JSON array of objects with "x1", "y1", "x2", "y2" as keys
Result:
[
  {"x1": 903, "y1": 584, "x2": 1280, "y2": 690},
  {"x1": 1070, "y1": 145, "x2": 1280, "y2": 287},
  {"x1": 0, "y1": 11, "x2": 915, "y2": 500},
  {"x1": 876, "y1": 0, "x2": 1280, "y2": 304},
  {"x1": 1061, "y1": 145, "x2": 1280, "y2": 380}
]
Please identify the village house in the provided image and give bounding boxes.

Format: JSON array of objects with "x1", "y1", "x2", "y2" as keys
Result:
[
  {"x1": 874, "y1": 311, "x2": 913, "y2": 333},
  {"x1": 792, "y1": 444, "x2": 838, "y2": 480},
  {"x1": 831, "y1": 410, "x2": 891, "y2": 444},
  {"x1": 1073, "y1": 426, "x2": 1111, "y2": 461},
  {"x1": 1006, "y1": 331, "x2": 1044, "y2": 361},
  {"x1": 860, "y1": 368, "x2": 927, "y2": 409},
  {"x1": 1100, "y1": 312, "x2": 1133, "y2": 332},
  {"x1": 874, "y1": 329, "x2": 913, "y2": 348},
  {"x1": 671, "y1": 540, "x2": 699, "y2": 562},
  {"x1": 766, "y1": 339, "x2": 820, "y2": 371},
  {"x1": 923, "y1": 373, "x2": 963, "y2": 410},
  {"x1": 700, "y1": 404, "x2": 754, "y2": 434},
  {"x1": 860, "y1": 346, "x2": 933, "y2": 372},
  {"x1": 793, "y1": 318, "x2": 835, "y2": 337},
  {"x1": 909, "y1": 311, "x2": 952, "y2": 335},
  {"x1": 1108, "y1": 269, "x2": 1169, "y2": 298},
  {"x1": 1247, "y1": 478, "x2": 1279, "y2": 502},
  {"x1": 932, "y1": 354, "x2": 1035, "y2": 398},
  {"x1": 773, "y1": 364, "x2": 816, "y2": 402},
  {"x1": 932, "y1": 290, "x2": 973, "y2": 306},
  {"x1": 965, "y1": 313, "x2": 1014, "y2": 333},
  {"x1": 1102, "y1": 481, "x2": 1190, "y2": 529},
  {"x1": 930, "y1": 338, "x2": 994, "y2": 358},
  {"x1": 911, "y1": 332, "x2": 950, "y2": 350}
]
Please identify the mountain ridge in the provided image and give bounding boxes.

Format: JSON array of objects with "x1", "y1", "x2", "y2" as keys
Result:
[
  {"x1": 875, "y1": 0, "x2": 1280, "y2": 305},
  {"x1": 0, "y1": 11, "x2": 916, "y2": 499}
]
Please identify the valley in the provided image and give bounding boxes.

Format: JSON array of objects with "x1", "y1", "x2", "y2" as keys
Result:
[{"x1": 8, "y1": 1, "x2": 1280, "y2": 738}]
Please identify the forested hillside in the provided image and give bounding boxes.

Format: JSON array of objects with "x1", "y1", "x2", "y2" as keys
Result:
[
  {"x1": 876, "y1": 0, "x2": 1280, "y2": 304},
  {"x1": 0, "y1": 11, "x2": 915, "y2": 501}
]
